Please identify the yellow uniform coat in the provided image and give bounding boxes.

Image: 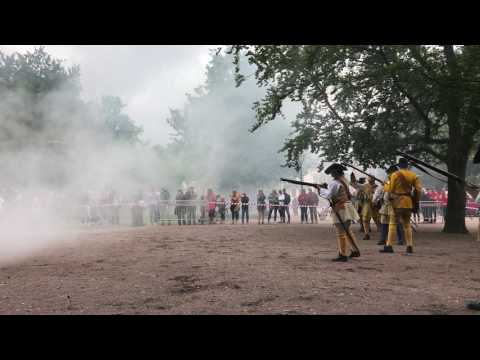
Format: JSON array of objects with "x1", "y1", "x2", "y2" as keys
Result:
[{"x1": 384, "y1": 169, "x2": 421, "y2": 209}]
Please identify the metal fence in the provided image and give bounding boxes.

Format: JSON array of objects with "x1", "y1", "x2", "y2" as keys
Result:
[{"x1": 52, "y1": 200, "x2": 480, "y2": 227}]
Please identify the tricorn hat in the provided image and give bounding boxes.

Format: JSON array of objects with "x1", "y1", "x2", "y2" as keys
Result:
[
  {"x1": 324, "y1": 163, "x2": 348, "y2": 175},
  {"x1": 386, "y1": 165, "x2": 399, "y2": 174},
  {"x1": 398, "y1": 157, "x2": 409, "y2": 168}
]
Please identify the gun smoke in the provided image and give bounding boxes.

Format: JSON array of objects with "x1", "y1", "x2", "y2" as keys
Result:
[{"x1": 0, "y1": 46, "x2": 311, "y2": 263}]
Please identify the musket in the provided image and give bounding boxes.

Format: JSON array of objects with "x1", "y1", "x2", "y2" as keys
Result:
[
  {"x1": 396, "y1": 150, "x2": 480, "y2": 191},
  {"x1": 280, "y1": 178, "x2": 327, "y2": 189},
  {"x1": 280, "y1": 178, "x2": 360, "y2": 253},
  {"x1": 341, "y1": 162, "x2": 385, "y2": 185},
  {"x1": 341, "y1": 162, "x2": 415, "y2": 233}
]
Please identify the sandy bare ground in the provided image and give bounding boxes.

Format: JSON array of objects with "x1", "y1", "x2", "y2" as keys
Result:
[{"x1": 1, "y1": 219, "x2": 480, "y2": 315}]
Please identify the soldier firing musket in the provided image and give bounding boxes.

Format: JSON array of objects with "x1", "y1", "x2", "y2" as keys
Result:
[{"x1": 282, "y1": 163, "x2": 361, "y2": 262}]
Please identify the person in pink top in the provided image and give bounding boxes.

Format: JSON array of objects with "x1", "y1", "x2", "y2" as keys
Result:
[{"x1": 437, "y1": 190, "x2": 448, "y2": 220}]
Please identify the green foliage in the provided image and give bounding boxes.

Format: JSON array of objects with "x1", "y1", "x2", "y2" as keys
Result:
[
  {"x1": 101, "y1": 95, "x2": 143, "y2": 144},
  {"x1": 229, "y1": 45, "x2": 480, "y2": 169},
  {"x1": 229, "y1": 45, "x2": 480, "y2": 232},
  {"x1": 0, "y1": 47, "x2": 144, "y2": 188},
  {"x1": 0, "y1": 47, "x2": 82, "y2": 151},
  {"x1": 0, "y1": 46, "x2": 81, "y2": 95}
]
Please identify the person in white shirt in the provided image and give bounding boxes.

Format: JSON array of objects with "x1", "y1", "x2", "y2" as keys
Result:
[
  {"x1": 317, "y1": 163, "x2": 361, "y2": 262},
  {"x1": 278, "y1": 190, "x2": 286, "y2": 223}
]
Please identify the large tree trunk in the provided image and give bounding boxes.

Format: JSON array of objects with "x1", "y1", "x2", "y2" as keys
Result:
[
  {"x1": 442, "y1": 45, "x2": 471, "y2": 233},
  {"x1": 443, "y1": 143, "x2": 469, "y2": 234}
]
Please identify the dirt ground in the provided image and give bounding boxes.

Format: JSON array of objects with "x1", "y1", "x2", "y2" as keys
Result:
[{"x1": 1, "y1": 218, "x2": 480, "y2": 315}]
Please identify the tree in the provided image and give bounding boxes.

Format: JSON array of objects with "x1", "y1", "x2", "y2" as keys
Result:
[
  {"x1": 161, "y1": 51, "x2": 297, "y2": 193},
  {"x1": 0, "y1": 47, "x2": 146, "y2": 189},
  {"x1": 0, "y1": 46, "x2": 81, "y2": 151},
  {"x1": 229, "y1": 45, "x2": 480, "y2": 233},
  {"x1": 100, "y1": 95, "x2": 143, "y2": 144}
]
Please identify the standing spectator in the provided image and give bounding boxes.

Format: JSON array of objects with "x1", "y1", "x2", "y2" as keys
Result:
[
  {"x1": 184, "y1": 187, "x2": 193, "y2": 225},
  {"x1": 267, "y1": 190, "x2": 279, "y2": 223},
  {"x1": 438, "y1": 189, "x2": 448, "y2": 222},
  {"x1": 160, "y1": 188, "x2": 170, "y2": 220},
  {"x1": 199, "y1": 194, "x2": 207, "y2": 225},
  {"x1": 230, "y1": 190, "x2": 241, "y2": 224},
  {"x1": 421, "y1": 189, "x2": 432, "y2": 223},
  {"x1": 278, "y1": 189, "x2": 286, "y2": 223},
  {"x1": 147, "y1": 187, "x2": 159, "y2": 225},
  {"x1": 207, "y1": 189, "x2": 216, "y2": 224},
  {"x1": 183, "y1": 188, "x2": 192, "y2": 225},
  {"x1": 80, "y1": 191, "x2": 91, "y2": 225},
  {"x1": 307, "y1": 188, "x2": 319, "y2": 224},
  {"x1": 292, "y1": 192, "x2": 299, "y2": 218},
  {"x1": 427, "y1": 189, "x2": 438, "y2": 223},
  {"x1": 257, "y1": 189, "x2": 266, "y2": 224},
  {"x1": 190, "y1": 187, "x2": 197, "y2": 225},
  {"x1": 218, "y1": 196, "x2": 226, "y2": 224},
  {"x1": 283, "y1": 188, "x2": 291, "y2": 224},
  {"x1": 175, "y1": 189, "x2": 186, "y2": 225},
  {"x1": 111, "y1": 189, "x2": 121, "y2": 225},
  {"x1": 298, "y1": 189, "x2": 309, "y2": 224},
  {"x1": 132, "y1": 190, "x2": 145, "y2": 227},
  {"x1": 475, "y1": 192, "x2": 480, "y2": 241},
  {"x1": 241, "y1": 192, "x2": 249, "y2": 224}
]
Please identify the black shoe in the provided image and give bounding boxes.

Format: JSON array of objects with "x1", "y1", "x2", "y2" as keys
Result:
[
  {"x1": 363, "y1": 233, "x2": 370, "y2": 240},
  {"x1": 349, "y1": 251, "x2": 361, "y2": 258},
  {"x1": 467, "y1": 302, "x2": 480, "y2": 311},
  {"x1": 406, "y1": 246, "x2": 413, "y2": 254},
  {"x1": 332, "y1": 255, "x2": 348, "y2": 262},
  {"x1": 379, "y1": 245, "x2": 394, "y2": 253}
]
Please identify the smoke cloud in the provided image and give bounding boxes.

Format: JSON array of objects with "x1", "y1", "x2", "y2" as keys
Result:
[{"x1": 0, "y1": 46, "x2": 314, "y2": 263}]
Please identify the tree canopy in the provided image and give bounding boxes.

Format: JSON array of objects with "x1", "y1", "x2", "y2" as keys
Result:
[
  {"x1": 0, "y1": 47, "x2": 144, "y2": 188},
  {"x1": 229, "y1": 45, "x2": 480, "y2": 233}
]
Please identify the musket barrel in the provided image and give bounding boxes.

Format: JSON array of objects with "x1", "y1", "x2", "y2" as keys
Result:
[
  {"x1": 396, "y1": 151, "x2": 480, "y2": 190},
  {"x1": 342, "y1": 162, "x2": 385, "y2": 184}
]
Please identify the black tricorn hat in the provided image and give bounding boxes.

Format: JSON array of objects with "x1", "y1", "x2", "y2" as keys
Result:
[
  {"x1": 324, "y1": 163, "x2": 348, "y2": 175},
  {"x1": 386, "y1": 165, "x2": 399, "y2": 174},
  {"x1": 398, "y1": 157, "x2": 409, "y2": 167}
]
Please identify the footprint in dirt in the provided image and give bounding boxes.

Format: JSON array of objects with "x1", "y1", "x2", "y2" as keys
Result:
[
  {"x1": 216, "y1": 281, "x2": 242, "y2": 290},
  {"x1": 241, "y1": 295, "x2": 278, "y2": 307}
]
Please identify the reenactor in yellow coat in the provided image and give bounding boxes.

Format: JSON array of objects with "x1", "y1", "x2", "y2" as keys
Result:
[
  {"x1": 380, "y1": 158, "x2": 422, "y2": 254},
  {"x1": 351, "y1": 175, "x2": 380, "y2": 240}
]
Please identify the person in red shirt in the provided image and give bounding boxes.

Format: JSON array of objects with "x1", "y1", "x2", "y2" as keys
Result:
[
  {"x1": 298, "y1": 189, "x2": 309, "y2": 224},
  {"x1": 307, "y1": 188, "x2": 319, "y2": 224}
]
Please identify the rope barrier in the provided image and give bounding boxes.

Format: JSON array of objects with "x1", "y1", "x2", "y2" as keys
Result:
[{"x1": 74, "y1": 201, "x2": 321, "y2": 208}]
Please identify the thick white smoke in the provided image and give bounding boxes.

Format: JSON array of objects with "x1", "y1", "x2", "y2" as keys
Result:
[{"x1": 0, "y1": 47, "x2": 317, "y2": 263}]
